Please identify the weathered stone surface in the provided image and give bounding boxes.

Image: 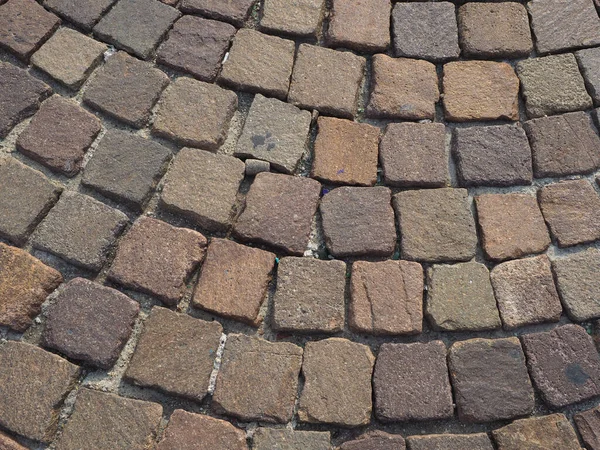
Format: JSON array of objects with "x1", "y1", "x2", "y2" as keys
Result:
[
  {"x1": 93, "y1": 0, "x2": 180, "y2": 60},
  {"x1": 235, "y1": 94, "x2": 312, "y2": 174},
  {"x1": 374, "y1": 341, "x2": 454, "y2": 422},
  {"x1": 475, "y1": 193, "x2": 550, "y2": 262},
  {"x1": 327, "y1": 0, "x2": 390, "y2": 52},
  {"x1": 0, "y1": 431, "x2": 28, "y2": 450},
  {"x1": 159, "y1": 148, "x2": 244, "y2": 232},
  {"x1": 575, "y1": 406, "x2": 600, "y2": 450},
  {"x1": 576, "y1": 47, "x2": 600, "y2": 105},
  {"x1": 517, "y1": 54, "x2": 593, "y2": 119},
  {"x1": 44, "y1": 0, "x2": 115, "y2": 30},
  {"x1": 492, "y1": 414, "x2": 582, "y2": 450},
  {"x1": 380, "y1": 122, "x2": 447, "y2": 188},
  {"x1": 157, "y1": 15, "x2": 235, "y2": 82},
  {"x1": 83, "y1": 51, "x2": 169, "y2": 128},
  {"x1": 491, "y1": 255, "x2": 562, "y2": 329},
  {"x1": 233, "y1": 172, "x2": 321, "y2": 255},
  {"x1": 350, "y1": 260, "x2": 423, "y2": 335},
  {"x1": 443, "y1": 61, "x2": 520, "y2": 121},
  {"x1": 55, "y1": 388, "x2": 163, "y2": 450},
  {"x1": 180, "y1": 0, "x2": 255, "y2": 26},
  {"x1": 213, "y1": 334, "x2": 303, "y2": 423},
  {"x1": 153, "y1": 77, "x2": 237, "y2": 150},
  {"x1": 273, "y1": 257, "x2": 346, "y2": 333},
  {"x1": 539, "y1": 179, "x2": 600, "y2": 247},
  {"x1": 289, "y1": 43, "x2": 365, "y2": 119},
  {"x1": 407, "y1": 433, "x2": 494, "y2": 450},
  {"x1": 393, "y1": 188, "x2": 477, "y2": 262},
  {"x1": 311, "y1": 117, "x2": 379, "y2": 186},
  {"x1": 245, "y1": 159, "x2": 270, "y2": 176},
  {"x1": 17, "y1": 96, "x2": 101, "y2": 176},
  {"x1": 0, "y1": 341, "x2": 80, "y2": 443},
  {"x1": 253, "y1": 428, "x2": 329, "y2": 450},
  {"x1": 453, "y1": 125, "x2": 532, "y2": 187},
  {"x1": 367, "y1": 54, "x2": 439, "y2": 121},
  {"x1": 260, "y1": 0, "x2": 325, "y2": 37},
  {"x1": 392, "y1": 2, "x2": 459, "y2": 62},
  {"x1": 43, "y1": 278, "x2": 139, "y2": 369},
  {"x1": 299, "y1": 338, "x2": 374, "y2": 427},
  {"x1": 521, "y1": 324, "x2": 600, "y2": 408},
  {"x1": 108, "y1": 217, "x2": 207, "y2": 305},
  {"x1": 426, "y1": 262, "x2": 501, "y2": 332},
  {"x1": 340, "y1": 431, "x2": 406, "y2": 450}
]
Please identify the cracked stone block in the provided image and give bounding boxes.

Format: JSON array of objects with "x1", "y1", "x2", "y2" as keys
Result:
[
  {"x1": 0, "y1": 431, "x2": 27, "y2": 450},
  {"x1": 180, "y1": 0, "x2": 255, "y2": 26},
  {"x1": 575, "y1": 405, "x2": 600, "y2": 450},
  {"x1": 273, "y1": 257, "x2": 346, "y2": 334},
  {"x1": 159, "y1": 148, "x2": 245, "y2": 232},
  {"x1": 349, "y1": 260, "x2": 423, "y2": 336},
  {"x1": 259, "y1": 0, "x2": 325, "y2": 37},
  {"x1": 213, "y1": 334, "x2": 302, "y2": 423},
  {"x1": 253, "y1": 428, "x2": 330, "y2": 450},
  {"x1": 576, "y1": 47, "x2": 600, "y2": 105},
  {"x1": 44, "y1": 0, "x2": 116, "y2": 30},
  {"x1": 340, "y1": 431, "x2": 406, "y2": 450},
  {"x1": 298, "y1": 338, "x2": 374, "y2": 427},
  {"x1": 492, "y1": 414, "x2": 582, "y2": 450},
  {"x1": 43, "y1": 278, "x2": 139, "y2": 369},
  {"x1": 407, "y1": 433, "x2": 494, "y2": 450},
  {"x1": 125, "y1": 307, "x2": 222, "y2": 401}
]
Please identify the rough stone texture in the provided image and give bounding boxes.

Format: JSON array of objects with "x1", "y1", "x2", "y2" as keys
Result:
[
  {"x1": 374, "y1": 341, "x2": 454, "y2": 422},
  {"x1": 157, "y1": 410, "x2": 248, "y2": 450},
  {"x1": 193, "y1": 238, "x2": 275, "y2": 325},
  {"x1": 219, "y1": 29, "x2": 295, "y2": 100},
  {"x1": 289, "y1": 43, "x2": 365, "y2": 119},
  {"x1": 55, "y1": 388, "x2": 163, "y2": 450},
  {"x1": 83, "y1": 51, "x2": 169, "y2": 128},
  {"x1": 152, "y1": 77, "x2": 237, "y2": 150},
  {"x1": 17, "y1": 96, "x2": 101, "y2": 176},
  {"x1": 157, "y1": 16, "x2": 235, "y2": 82},
  {"x1": 576, "y1": 47, "x2": 600, "y2": 105},
  {"x1": 426, "y1": 262, "x2": 501, "y2": 332},
  {"x1": 553, "y1": 248, "x2": 600, "y2": 322},
  {"x1": 43, "y1": 278, "x2": 139, "y2": 369},
  {"x1": 0, "y1": 431, "x2": 28, "y2": 450},
  {"x1": 457, "y1": 2, "x2": 532, "y2": 59},
  {"x1": 393, "y1": 188, "x2": 477, "y2": 262},
  {"x1": 492, "y1": 413, "x2": 583, "y2": 450},
  {"x1": 31, "y1": 28, "x2": 106, "y2": 89},
  {"x1": 367, "y1": 54, "x2": 439, "y2": 121},
  {"x1": 93, "y1": 0, "x2": 180, "y2": 60},
  {"x1": 320, "y1": 187, "x2": 396, "y2": 258},
  {"x1": 539, "y1": 179, "x2": 600, "y2": 247},
  {"x1": 575, "y1": 406, "x2": 600, "y2": 450},
  {"x1": 443, "y1": 61, "x2": 520, "y2": 121},
  {"x1": 273, "y1": 257, "x2": 346, "y2": 333},
  {"x1": 349, "y1": 260, "x2": 423, "y2": 335},
  {"x1": 0, "y1": 341, "x2": 80, "y2": 443},
  {"x1": 235, "y1": 94, "x2": 312, "y2": 174},
  {"x1": 0, "y1": 242, "x2": 62, "y2": 332},
  {"x1": 407, "y1": 434, "x2": 494, "y2": 450},
  {"x1": 213, "y1": 334, "x2": 303, "y2": 423},
  {"x1": 448, "y1": 338, "x2": 534, "y2": 423},
  {"x1": 245, "y1": 159, "x2": 270, "y2": 176},
  {"x1": 125, "y1": 307, "x2": 222, "y2": 401},
  {"x1": 527, "y1": 0, "x2": 600, "y2": 54},
  {"x1": 253, "y1": 428, "x2": 330, "y2": 450},
  {"x1": 311, "y1": 117, "x2": 379, "y2": 186},
  {"x1": 327, "y1": 0, "x2": 390, "y2": 52},
  {"x1": 159, "y1": 148, "x2": 244, "y2": 232},
  {"x1": 340, "y1": 431, "x2": 406, "y2": 450},
  {"x1": 44, "y1": 0, "x2": 115, "y2": 30},
  {"x1": 82, "y1": 130, "x2": 172, "y2": 211},
  {"x1": 298, "y1": 338, "x2": 374, "y2": 427},
  {"x1": 452, "y1": 125, "x2": 533, "y2": 187},
  {"x1": 521, "y1": 324, "x2": 600, "y2": 408},
  {"x1": 517, "y1": 54, "x2": 593, "y2": 119},
  {"x1": 491, "y1": 255, "x2": 562, "y2": 329},
  {"x1": 475, "y1": 193, "x2": 551, "y2": 262},
  {"x1": 260, "y1": 0, "x2": 325, "y2": 37},
  {"x1": 180, "y1": 0, "x2": 255, "y2": 26},
  {"x1": 380, "y1": 122, "x2": 448, "y2": 188},
  {"x1": 108, "y1": 217, "x2": 207, "y2": 305},
  {"x1": 233, "y1": 172, "x2": 321, "y2": 255}
]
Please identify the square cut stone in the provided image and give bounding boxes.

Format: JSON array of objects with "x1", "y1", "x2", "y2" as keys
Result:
[
  {"x1": 192, "y1": 238, "x2": 275, "y2": 325},
  {"x1": 233, "y1": 172, "x2": 321, "y2": 255},
  {"x1": 213, "y1": 334, "x2": 303, "y2": 423},
  {"x1": 407, "y1": 434, "x2": 494, "y2": 450},
  {"x1": 374, "y1": 341, "x2": 454, "y2": 422},
  {"x1": 125, "y1": 307, "x2": 222, "y2": 401},
  {"x1": 235, "y1": 94, "x2": 312, "y2": 174},
  {"x1": 493, "y1": 414, "x2": 583, "y2": 450},
  {"x1": 108, "y1": 217, "x2": 207, "y2": 305},
  {"x1": 273, "y1": 257, "x2": 346, "y2": 334},
  {"x1": 380, "y1": 122, "x2": 448, "y2": 188},
  {"x1": 153, "y1": 77, "x2": 237, "y2": 150},
  {"x1": 43, "y1": 278, "x2": 139, "y2": 369},
  {"x1": 254, "y1": 428, "x2": 330, "y2": 450},
  {"x1": 576, "y1": 47, "x2": 600, "y2": 105},
  {"x1": 340, "y1": 431, "x2": 406, "y2": 450},
  {"x1": 491, "y1": 255, "x2": 562, "y2": 329},
  {"x1": 32, "y1": 191, "x2": 128, "y2": 271},
  {"x1": 159, "y1": 148, "x2": 245, "y2": 232},
  {"x1": 44, "y1": 0, "x2": 116, "y2": 30},
  {"x1": 180, "y1": 0, "x2": 255, "y2": 26},
  {"x1": 260, "y1": 0, "x2": 325, "y2": 37},
  {"x1": 575, "y1": 406, "x2": 600, "y2": 450},
  {"x1": 311, "y1": 117, "x2": 379, "y2": 186},
  {"x1": 350, "y1": 260, "x2": 423, "y2": 336},
  {"x1": 289, "y1": 44, "x2": 365, "y2": 119}
]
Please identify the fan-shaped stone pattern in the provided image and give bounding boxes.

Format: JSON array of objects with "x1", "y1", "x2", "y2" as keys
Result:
[
  {"x1": 253, "y1": 428, "x2": 330, "y2": 450},
  {"x1": 340, "y1": 431, "x2": 406, "y2": 450}
]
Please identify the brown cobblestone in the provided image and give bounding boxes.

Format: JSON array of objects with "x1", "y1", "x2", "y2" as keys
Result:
[
  {"x1": 0, "y1": 431, "x2": 28, "y2": 450},
  {"x1": 253, "y1": 428, "x2": 330, "y2": 450},
  {"x1": 259, "y1": 0, "x2": 325, "y2": 37},
  {"x1": 575, "y1": 405, "x2": 600, "y2": 450},
  {"x1": 407, "y1": 433, "x2": 494, "y2": 450},
  {"x1": 180, "y1": 0, "x2": 255, "y2": 26},
  {"x1": 340, "y1": 431, "x2": 406, "y2": 450},
  {"x1": 44, "y1": 0, "x2": 115, "y2": 30}
]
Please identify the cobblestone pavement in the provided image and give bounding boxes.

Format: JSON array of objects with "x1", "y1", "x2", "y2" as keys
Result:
[{"x1": 2, "y1": 0, "x2": 600, "y2": 449}]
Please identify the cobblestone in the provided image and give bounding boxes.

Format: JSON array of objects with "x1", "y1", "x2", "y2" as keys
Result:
[
  {"x1": 180, "y1": 0, "x2": 255, "y2": 26},
  {"x1": 0, "y1": 431, "x2": 28, "y2": 450},
  {"x1": 340, "y1": 431, "x2": 406, "y2": 450},
  {"x1": 574, "y1": 405, "x2": 600, "y2": 450},
  {"x1": 407, "y1": 434, "x2": 494, "y2": 450},
  {"x1": 259, "y1": 0, "x2": 325, "y2": 37},
  {"x1": 576, "y1": 47, "x2": 600, "y2": 105},
  {"x1": 44, "y1": 0, "x2": 115, "y2": 30},
  {"x1": 253, "y1": 428, "x2": 330, "y2": 450}
]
